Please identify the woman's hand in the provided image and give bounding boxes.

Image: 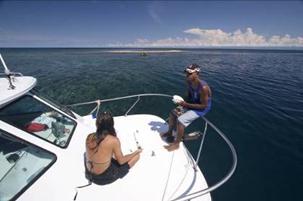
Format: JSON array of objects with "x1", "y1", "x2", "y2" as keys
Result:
[{"x1": 135, "y1": 148, "x2": 142, "y2": 154}]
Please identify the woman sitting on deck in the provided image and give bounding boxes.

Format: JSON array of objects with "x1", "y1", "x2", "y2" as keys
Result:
[{"x1": 85, "y1": 111, "x2": 142, "y2": 185}]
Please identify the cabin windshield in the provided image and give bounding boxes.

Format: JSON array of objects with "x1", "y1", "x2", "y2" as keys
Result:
[
  {"x1": 0, "y1": 94, "x2": 77, "y2": 148},
  {"x1": 0, "y1": 130, "x2": 56, "y2": 200}
]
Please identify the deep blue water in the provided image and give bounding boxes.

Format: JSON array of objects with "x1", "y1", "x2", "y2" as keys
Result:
[{"x1": 1, "y1": 48, "x2": 303, "y2": 201}]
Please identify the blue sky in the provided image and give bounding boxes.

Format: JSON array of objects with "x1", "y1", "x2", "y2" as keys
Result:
[{"x1": 0, "y1": 1, "x2": 302, "y2": 47}]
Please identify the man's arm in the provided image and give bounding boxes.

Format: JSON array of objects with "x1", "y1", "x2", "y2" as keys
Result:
[{"x1": 179, "y1": 86, "x2": 209, "y2": 110}]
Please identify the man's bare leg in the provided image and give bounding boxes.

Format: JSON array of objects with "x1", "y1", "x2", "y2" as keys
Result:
[
  {"x1": 161, "y1": 110, "x2": 178, "y2": 137},
  {"x1": 164, "y1": 122, "x2": 185, "y2": 151}
]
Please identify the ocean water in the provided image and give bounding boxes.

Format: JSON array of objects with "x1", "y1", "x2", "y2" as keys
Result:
[{"x1": 1, "y1": 48, "x2": 303, "y2": 201}]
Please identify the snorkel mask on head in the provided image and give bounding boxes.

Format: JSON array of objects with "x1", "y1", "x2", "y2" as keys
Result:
[{"x1": 184, "y1": 63, "x2": 200, "y2": 74}]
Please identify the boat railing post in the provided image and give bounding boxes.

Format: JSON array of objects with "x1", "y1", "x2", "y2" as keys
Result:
[
  {"x1": 89, "y1": 100, "x2": 101, "y2": 117},
  {"x1": 194, "y1": 121, "x2": 208, "y2": 170},
  {"x1": 0, "y1": 53, "x2": 15, "y2": 89},
  {"x1": 0, "y1": 53, "x2": 10, "y2": 74},
  {"x1": 125, "y1": 96, "x2": 141, "y2": 116},
  {"x1": 172, "y1": 117, "x2": 237, "y2": 201}
]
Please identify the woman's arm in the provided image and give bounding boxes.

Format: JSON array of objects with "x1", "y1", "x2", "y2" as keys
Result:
[{"x1": 112, "y1": 137, "x2": 141, "y2": 165}]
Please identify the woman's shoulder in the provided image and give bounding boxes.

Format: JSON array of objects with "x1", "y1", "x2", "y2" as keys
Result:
[
  {"x1": 104, "y1": 134, "x2": 118, "y2": 143},
  {"x1": 86, "y1": 133, "x2": 96, "y2": 141},
  {"x1": 86, "y1": 133, "x2": 97, "y2": 149}
]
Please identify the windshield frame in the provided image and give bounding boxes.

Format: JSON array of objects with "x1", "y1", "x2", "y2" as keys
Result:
[
  {"x1": 30, "y1": 89, "x2": 77, "y2": 119},
  {"x1": 0, "y1": 93, "x2": 78, "y2": 149}
]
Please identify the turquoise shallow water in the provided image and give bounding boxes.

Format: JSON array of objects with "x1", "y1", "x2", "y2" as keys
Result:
[{"x1": 1, "y1": 48, "x2": 303, "y2": 201}]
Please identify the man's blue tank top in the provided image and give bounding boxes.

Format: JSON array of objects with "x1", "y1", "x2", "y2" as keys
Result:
[{"x1": 188, "y1": 80, "x2": 212, "y2": 116}]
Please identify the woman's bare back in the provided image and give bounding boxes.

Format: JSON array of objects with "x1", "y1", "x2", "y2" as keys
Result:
[{"x1": 86, "y1": 133, "x2": 116, "y2": 174}]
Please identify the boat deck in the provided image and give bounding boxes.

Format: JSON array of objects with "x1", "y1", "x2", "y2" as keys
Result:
[{"x1": 76, "y1": 114, "x2": 211, "y2": 201}]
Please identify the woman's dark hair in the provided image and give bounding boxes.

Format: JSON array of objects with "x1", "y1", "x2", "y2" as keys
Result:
[{"x1": 95, "y1": 111, "x2": 116, "y2": 146}]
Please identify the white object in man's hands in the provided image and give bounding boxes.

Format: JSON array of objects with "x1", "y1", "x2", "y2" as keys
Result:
[{"x1": 172, "y1": 95, "x2": 184, "y2": 104}]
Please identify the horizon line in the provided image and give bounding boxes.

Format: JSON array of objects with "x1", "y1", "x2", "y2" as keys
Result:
[{"x1": 1, "y1": 46, "x2": 303, "y2": 50}]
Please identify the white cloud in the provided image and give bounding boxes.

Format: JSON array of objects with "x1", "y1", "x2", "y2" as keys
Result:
[
  {"x1": 119, "y1": 27, "x2": 303, "y2": 47},
  {"x1": 1, "y1": 26, "x2": 302, "y2": 48},
  {"x1": 268, "y1": 34, "x2": 303, "y2": 46}
]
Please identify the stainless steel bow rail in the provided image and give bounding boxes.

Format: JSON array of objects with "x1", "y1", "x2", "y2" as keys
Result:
[
  {"x1": 0, "y1": 53, "x2": 23, "y2": 89},
  {"x1": 69, "y1": 93, "x2": 237, "y2": 200}
]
